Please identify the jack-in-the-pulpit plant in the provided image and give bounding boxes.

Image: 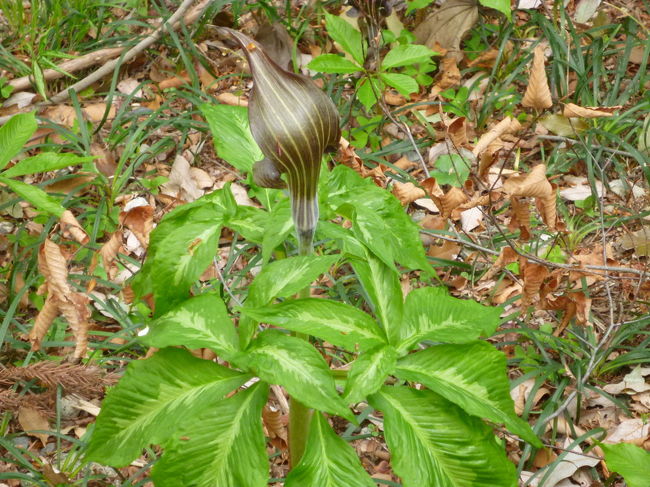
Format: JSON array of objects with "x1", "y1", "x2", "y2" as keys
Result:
[
  {"x1": 84, "y1": 25, "x2": 541, "y2": 487},
  {"x1": 222, "y1": 27, "x2": 340, "y2": 255}
]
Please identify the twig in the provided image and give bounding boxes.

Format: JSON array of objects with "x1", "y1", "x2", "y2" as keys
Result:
[
  {"x1": 421, "y1": 230, "x2": 648, "y2": 278},
  {"x1": 49, "y1": 0, "x2": 199, "y2": 104}
]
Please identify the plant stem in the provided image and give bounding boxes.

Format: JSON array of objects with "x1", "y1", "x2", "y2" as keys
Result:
[{"x1": 288, "y1": 233, "x2": 315, "y2": 466}]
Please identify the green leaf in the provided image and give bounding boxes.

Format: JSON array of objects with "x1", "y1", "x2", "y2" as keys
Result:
[
  {"x1": 478, "y1": 0, "x2": 512, "y2": 20},
  {"x1": 86, "y1": 348, "x2": 249, "y2": 466},
  {"x1": 326, "y1": 166, "x2": 434, "y2": 276},
  {"x1": 343, "y1": 202, "x2": 396, "y2": 271},
  {"x1": 285, "y1": 412, "x2": 375, "y2": 487},
  {"x1": 142, "y1": 293, "x2": 239, "y2": 359},
  {"x1": 348, "y1": 253, "x2": 403, "y2": 344},
  {"x1": 241, "y1": 299, "x2": 385, "y2": 352},
  {"x1": 0, "y1": 112, "x2": 37, "y2": 171},
  {"x1": 200, "y1": 104, "x2": 264, "y2": 173},
  {"x1": 247, "y1": 255, "x2": 340, "y2": 307},
  {"x1": 395, "y1": 342, "x2": 540, "y2": 446},
  {"x1": 601, "y1": 442, "x2": 650, "y2": 487},
  {"x1": 356, "y1": 77, "x2": 382, "y2": 111},
  {"x1": 382, "y1": 44, "x2": 437, "y2": 69},
  {"x1": 343, "y1": 345, "x2": 397, "y2": 403},
  {"x1": 406, "y1": 0, "x2": 434, "y2": 13},
  {"x1": 369, "y1": 386, "x2": 517, "y2": 487},
  {"x1": 2, "y1": 152, "x2": 93, "y2": 178},
  {"x1": 244, "y1": 330, "x2": 354, "y2": 421},
  {"x1": 324, "y1": 13, "x2": 366, "y2": 65},
  {"x1": 430, "y1": 154, "x2": 470, "y2": 187},
  {"x1": 308, "y1": 54, "x2": 362, "y2": 74},
  {"x1": 262, "y1": 198, "x2": 293, "y2": 264},
  {"x1": 132, "y1": 188, "x2": 236, "y2": 316},
  {"x1": 0, "y1": 177, "x2": 65, "y2": 216},
  {"x1": 380, "y1": 73, "x2": 419, "y2": 96},
  {"x1": 398, "y1": 287, "x2": 501, "y2": 352},
  {"x1": 228, "y1": 204, "x2": 270, "y2": 244},
  {"x1": 152, "y1": 382, "x2": 269, "y2": 487}
]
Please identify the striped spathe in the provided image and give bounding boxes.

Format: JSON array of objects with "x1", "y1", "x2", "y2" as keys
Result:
[{"x1": 222, "y1": 28, "x2": 341, "y2": 255}]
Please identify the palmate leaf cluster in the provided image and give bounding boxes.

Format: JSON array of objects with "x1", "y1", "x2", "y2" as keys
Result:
[{"x1": 85, "y1": 105, "x2": 540, "y2": 486}]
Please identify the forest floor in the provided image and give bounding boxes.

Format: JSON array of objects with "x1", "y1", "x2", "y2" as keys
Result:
[{"x1": 0, "y1": 0, "x2": 649, "y2": 486}]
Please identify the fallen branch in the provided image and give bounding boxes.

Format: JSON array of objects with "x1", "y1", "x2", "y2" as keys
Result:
[{"x1": 49, "y1": 0, "x2": 199, "y2": 104}]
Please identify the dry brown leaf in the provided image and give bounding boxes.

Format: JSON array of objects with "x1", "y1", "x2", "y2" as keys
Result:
[
  {"x1": 42, "y1": 105, "x2": 76, "y2": 126},
  {"x1": 384, "y1": 91, "x2": 407, "y2": 106},
  {"x1": 503, "y1": 164, "x2": 552, "y2": 198},
  {"x1": 161, "y1": 154, "x2": 204, "y2": 202},
  {"x1": 605, "y1": 418, "x2": 650, "y2": 446},
  {"x1": 562, "y1": 103, "x2": 620, "y2": 118},
  {"x1": 42, "y1": 239, "x2": 71, "y2": 297},
  {"x1": 603, "y1": 366, "x2": 650, "y2": 395},
  {"x1": 99, "y1": 231, "x2": 123, "y2": 281},
  {"x1": 522, "y1": 262, "x2": 549, "y2": 307},
  {"x1": 83, "y1": 103, "x2": 116, "y2": 122},
  {"x1": 18, "y1": 406, "x2": 50, "y2": 446},
  {"x1": 190, "y1": 167, "x2": 213, "y2": 189},
  {"x1": 447, "y1": 117, "x2": 468, "y2": 147},
  {"x1": 509, "y1": 196, "x2": 532, "y2": 240},
  {"x1": 90, "y1": 143, "x2": 117, "y2": 177},
  {"x1": 391, "y1": 156, "x2": 418, "y2": 172},
  {"x1": 533, "y1": 448, "x2": 558, "y2": 468},
  {"x1": 619, "y1": 227, "x2": 650, "y2": 256},
  {"x1": 159, "y1": 73, "x2": 190, "y2": 89},
  {"x1": 481, "y1": 246, "x2": 518, "y2": 281},
  {"x1": 120, "y1": 205, "x2": 154, "y2": 248},
  {"x1": 543, "y1": 295, "x2": 577, "y2": 336},
  {"x1": 262, "y1": 406, "x2": 288, "y2": 445},
  {"x1": 392, "y1": 181, "x2": 426, "y2": 205},
  {"x1": 440, "y1": 186, "x2": 468, "y2": 218},
  {"x1": 428, "y1": 240, "x2": 459, "y2": 260},
  {"x1": 437, "y1": 56, "x2": 461, "y2": 90},
  {"x1": 30, "y1": 293, "x2": 59, "y2": 351},
  {"x1": 510, "y1": 378, "x2": 550, "y2": 415},
  {"x1": 45, "y1": 173, "x2": 96, "y2": 194},
  {"x1": 467, "y1": 48, "x2": 501, "y2": 68},
  {"x1": 522, "y1": 44, "x2": 552, "y2": 110},
  {"x1": 59, "y1": 210, "x2": 89, "y2": 245},
  {"x1": 492, "y1": 280, "x2": 522, "y2": 305},
  {"x1": 537, "y1": 191, "x2": 557, "y2": 230},
  {"x1": 216, "y1": 92, "x2": 248, "y2": 106},
  {"x1": 57, "y1": 292, "x2": 90, "y2": 360},
  {"x1": 473, "y1": 117, "x2": 521, "y2": 156},
  {"x1": 572, "y1": 291, "x2": 591, "y2": 325},
  {"x1": 413, "y1": 0, "x2": 479, "y2": 61}
]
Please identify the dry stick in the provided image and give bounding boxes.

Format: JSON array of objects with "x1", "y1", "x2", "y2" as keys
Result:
[
  {"x1": 8, "y1": 47, "x2": 125, "y2": 92},
  {"x1": 49, "y1": 0, "x2": 200, "y2": 104},
  {"x1": 422, "y1": 230, "x2": 648, "y2": 278}
]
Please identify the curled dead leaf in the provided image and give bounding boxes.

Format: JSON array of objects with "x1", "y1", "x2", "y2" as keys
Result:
[
  {"x1": 30, "y1": 293, "x2": 59, "y2": 352},
  {"x1": 521, "y1": 44, "x2": 552, "y2": 110},
  {"x1": 392, "y1": 181, "x2": 426, "y2": 205},
  {"x1": 522, "y1": 261, "x2": 549, "y2": 307},
  {"x1": 440, "y1": 186, "x2": 468, "y2": 218},
  {"x1": 99, "y1": 231, "x2": 124, "y2": 281},
  {"x1": 563, "y1": 103, "x2": 620, "y2": 118},
  {"x1": 473, "y1": 117, "x2": 521, "y2": 156},
  {"x1": 481, "y1": 246, "x2": 518, "y2": 282},
  {"x1": 59, "y1": 210, "x2": 89, "y2": 245}
]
